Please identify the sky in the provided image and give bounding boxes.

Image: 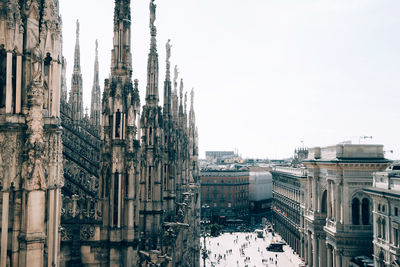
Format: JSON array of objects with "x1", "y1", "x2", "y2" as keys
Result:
[{"x1": 60, "y1": 0, "x2": 400, "y2": 160}]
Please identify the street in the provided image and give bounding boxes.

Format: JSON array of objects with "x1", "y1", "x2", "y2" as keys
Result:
[{"x1": 200, "y1": 230, "x2": 304, "y2": 267}]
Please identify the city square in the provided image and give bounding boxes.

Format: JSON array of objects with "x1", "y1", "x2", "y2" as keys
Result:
[{"x1": 201, "y1": 230, "x2": 304, "y2": 267}]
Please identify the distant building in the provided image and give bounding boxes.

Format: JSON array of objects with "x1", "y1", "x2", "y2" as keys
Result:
[
  {"x1": 365, "y1": 164, "x2": 400, "y2": 266},
  {"x1": 249, "y1": 168, "x2": 273, "y2": 222},
  {"x1": 205, "y1": 151, "x2": 236, "y2": 163},
  {"x1": 271, "y1": 166, "x2": 307, "y2": 256},
  {"x1": 200, "y1": 170, "x2": 249, "y2": 223}
]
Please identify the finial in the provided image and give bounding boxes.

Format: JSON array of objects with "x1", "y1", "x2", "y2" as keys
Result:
[
  {"x1": 180, "y1": 79, "x2": 183, "y2": 99},
  {"x1": 95, "y1": 39, "x2": 98, "y2": 56},
  {"x1": 149, "y1": 0, "x2": 156, "y2": 29},
  {"x1": 76, "y1": 19, "x2": 80, "y2": 37},
  {"x1": 184, "y1": 92, "x2": 187, "y2": 112},
  {"x1": 134, "y1": 79, "x2": 139, "y2": 88}
]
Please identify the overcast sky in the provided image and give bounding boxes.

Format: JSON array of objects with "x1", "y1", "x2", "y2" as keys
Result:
[{"x1": 60, "y1": 0, "x2": 400, "y2": 160}]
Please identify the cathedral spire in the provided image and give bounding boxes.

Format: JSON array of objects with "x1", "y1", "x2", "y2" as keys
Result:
[
  {"x1": 112, "y1": 0, "x2": 132, "y2": 74},
  {"x1": 74, "y1": 20, "x2": 80, "y2": 72},
  {"x1": 179, "y1": 78, "x2": 184, "y2": 116},
  {"x1": 145, "y1": 0, "x2": 159, "y2": 106},
  {"x1": 189, "y1": 88, "x2": 195, "y2": 125},
  {"x1": 90, "y1": 40, "x2": 101, "y2": 128},
  {"x1": 172, "y1": 65, "x2": 179, "y2": 119},
  {"x1": 163, "y1": 40, "x2": 172, "y2": 117},
  {"x1": 69, "y1": 19, "x2": 84, "y2": 121}
]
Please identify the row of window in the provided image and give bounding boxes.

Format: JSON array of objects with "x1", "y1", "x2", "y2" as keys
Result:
[
  {"x1": 377, "y1": 203, "x2": 399, "y2": 216},
  {"x1": 352, "y1": 197, "x2": 370, "y2": 225}
]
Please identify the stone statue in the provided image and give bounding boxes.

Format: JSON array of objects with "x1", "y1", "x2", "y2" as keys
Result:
[
  {"x1": 31, "y1": 43, "x2": 42, "y2": 82},
  {"x1": 166, "y1": 39, "x2": 171, "y2": 62},
  {"x1": 149, "y1": 0, "x2": 156, "y2": 28},
  {"x1": 174, "y1": 65, "x2": 179, "y2": 88}
]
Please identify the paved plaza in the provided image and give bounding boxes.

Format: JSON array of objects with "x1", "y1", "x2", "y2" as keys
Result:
[{"x1": 200, "y1": 230, "x2": 304, "y2": 267}]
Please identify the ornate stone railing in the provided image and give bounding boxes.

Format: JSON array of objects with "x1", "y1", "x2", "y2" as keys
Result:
[{"x1": 273, "y1": 166, "x2": 307, "y2": 177}]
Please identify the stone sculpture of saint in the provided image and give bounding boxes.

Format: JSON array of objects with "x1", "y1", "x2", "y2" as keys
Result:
[
  {"x1": 166, "y1": 39, "x2": 171, "y2": 62},
  {"x1": 31, "y1": 43, "x2": 42, "y2": 82},
  {"x1": 149, "y1": 0, "x2": 156, "y2": 28},
  {"x1": 174, "y1": 65, "x2": 179, "y2": 87}
]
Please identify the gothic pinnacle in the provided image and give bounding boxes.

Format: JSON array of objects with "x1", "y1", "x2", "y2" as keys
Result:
[
  {"x1": 145, "y1": 0, "x2": 159, "y2": 105},
  {"x1": 166, "y1": 39, "x2": 171, "y2": 81},
  {"x1": 91, "y1": 39, "x2": 101, "y2": 127},
  {"x1": 74, "y1": 19, "x2": 80, "y2": 72}
]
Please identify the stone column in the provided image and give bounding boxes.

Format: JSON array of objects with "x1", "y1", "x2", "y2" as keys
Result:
[
  {"x1": 47, "y1": 188, "x2": 55, "y2": 266},
  {"x1": 0, "y1": 191, "x2": 10, "y2": 267},
  {"x1": 312, "y1": 178, "x2": 317, "y2": 210},
  {"x1": 25, "y1": 190, "x2": 46, "y2": 267},
  {"x1": 51, "y1": 61, "x2": 58, "y2": 116},
  {"x1": 319, "y1": 238, "x2": 326, "y2": 267},
  {"x1": 312, "y1": 234, "x2": 319, "y2": 267},
  {"x1": 335, "y1": 182, "x2": 340, "y2": 223},
  {"x1": 307, "y1": 234, "x2": 312, "y2": 267},
  {"x1": 11, "y1": 191, "x2": 21, "y2": 267},
  {"x1": 327, "y1": 181, "x2": 331, "y2": 219},
  {"x1": 16, "y1": 55, "x2": 22, "y2": 113},
  {"x1": 327, "y1": 245, "x2": 332, "y2": 267},
  {"x1": 5, "y1": 52, "x2": 13, "y2": 113},
  {"x1": 335, "y1": 249, "x2": 341, "y2": 267}
]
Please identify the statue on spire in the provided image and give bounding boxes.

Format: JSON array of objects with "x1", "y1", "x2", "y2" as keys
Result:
[
  {"x1": 174, "y1": 65, "x2": 179, "y2": 89},
  {"x1": 149, "y1": 0, "x2": 156, "y2": 29},
  {"x1": 166, "y1": 39, "x2": 172, "y2": 63}
]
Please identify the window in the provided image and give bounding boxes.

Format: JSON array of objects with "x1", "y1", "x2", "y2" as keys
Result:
[
  {"x1": 377, "y1": 218, "x2": 382, "y2": 238},
  {"x1": 0, "y1": 47, "x2": 6, "y2": 108},
  {"x1": 382, "y1": 219, "x2": 386, "y2": 240},
  {"x1": 352, "y1": 198, "x2": 360, "y2": 225},
  {"x1": 362, "y1": 198, "x2": 370, "y2": 225},
  {"x1": 395, "y1": 207, "x2": 399, "y2": 216},
  {"x1": 115, "y1": 109, "x2": 121, "y2": 138},
  {"x1": 394, "y1": 228, "x2": 399, "y2": 247},
  {"x1": 378, "y1": 204, "x2": 381, "y2": 211}
]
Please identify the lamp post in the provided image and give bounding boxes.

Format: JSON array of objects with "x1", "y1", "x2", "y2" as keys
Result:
[{"x1": 201, "y1": 228, "x2": 209, "y2": 267}]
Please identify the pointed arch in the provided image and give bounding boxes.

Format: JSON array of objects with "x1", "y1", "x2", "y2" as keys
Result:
[
  {"x1": 352, "y1": 198, "x2": 360, "y2": 225},
  {"x1": 362, "y1": 198, "x2": 370, "y2": 225}
]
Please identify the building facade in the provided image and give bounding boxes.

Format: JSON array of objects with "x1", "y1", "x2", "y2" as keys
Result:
[
  {"x1": 365, "y1": 165, "x2": 400, "y2": 266},
  {"x1": 302, "y1": 144, "x2": 390, "y2": 267},
  {"x1": 0, "y1": 1, "x2": 64, "y2": 266},
  {"x1": 0, "y1": 0, "x2": 200, "y2": 266},
  {"x1": 271, "y1": 166, "x2": 306, "y2": 256},
  {"x1": 200, "y1": 170, "x2": 249, "y2": 223},
  {"x1": 249, "y1": 168, "x2": 273, "y2": 222}
]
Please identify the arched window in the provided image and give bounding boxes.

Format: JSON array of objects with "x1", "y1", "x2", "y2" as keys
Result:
[
  {"x1": 0, "y1": 46, "x2": 6, "y2": 108},
  {"x1": 149, "y1": 127, "x2": 153, "y2": 145},
  {"x1": 362, "y1": 198, "x2": 370, "y2": 225},
  {"x1": 377, "y1": 218, "x2": 382, "y2": 238},
  {"x1": 115, "y1": 109, "x2": 121, "y2": 138},
  {"x1": 352, "y1": 198, "x2": 360, "y2": 225},
  {"x1": 321, "y1": 190, "x2": 327, "y2": 215},
  {"x1": 382, "y1": 219, "x2": 386, "y2": 240}
]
